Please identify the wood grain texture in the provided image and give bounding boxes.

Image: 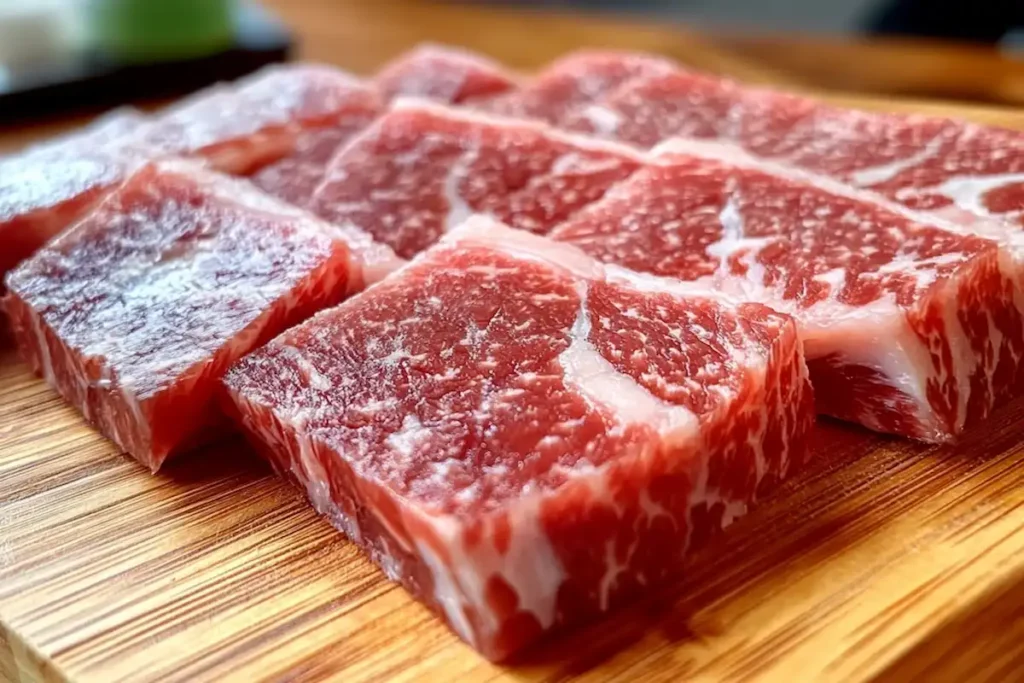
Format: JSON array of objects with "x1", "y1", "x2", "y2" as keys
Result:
[
  {"x1": 710, "y1": 32, "x2": 1024, "y2": 107},
  {"x1": 4, "y1": 2, "x2": 1024, "y2": 681},
  {"x1": 6, "y1": 339, "x2": 1024, "y2": 683}
]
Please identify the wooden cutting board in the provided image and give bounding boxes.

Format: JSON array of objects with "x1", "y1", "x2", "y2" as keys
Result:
[
  {"x1": 6, "y1": 340, "x2": 1024, "y2": 683},
  {"x1": 6, "y1": 3, "x2": 1024, "y2": 680}
]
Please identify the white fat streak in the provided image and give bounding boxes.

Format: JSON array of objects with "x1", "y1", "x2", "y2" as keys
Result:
[
  {"x1": 986, "y1": 251, "x2": 1024, "y2": 402},
  {"x1": 814, "y1": 267, "x2": 847, "y2": 291},
  {"x1": 799, "y1": 294, "x2": 938, "y2": 435},
  {"x1": 748, "y1": 405, "x2": 769, "y2": 484},
  {"x1": 602, "y1": 263, "x2": 748, "y2": 313},
  {"x1": 281, "y1": 344, "x2": 331, "y2": 392},
  {"x1": 872, "y1": 250, "x2": 970, "y2": 288},
  {"x1": 651, "y1": 137, "x2": 1009, "y2": 241},
  {"x1": 685, "y1": 448, "x2": 748, "y2": 555},
  {"x1": 443, "y1": 147, "x2": 479, "y2": 232},
  {"x1": 928, "y1": 173, "x2": 1024, "y2": 220},
  {"x1": 296, "y1": 433, "x2": 335, "y2": 520},
  {"x1": 936, "y1": 282, "x2": 974, "y2": 434},
  {"x1": 281, "y1": 412, "x2": 336, "y2": 521},
  {"x1": 558, "y1": 280, "x2": 699, "y2": 441},
  {"x1": 802, "y1": 250, "x2": 1001, "y2": 437},
  {"x1": 780, "y1": 351, "x2": 810, "y2": 477},
  {"x1": 705, "y1": 184, "x2": 772, "y2": 290},
  {"x1": 415, "y1": 533, "x2": 475, "y2": 643},
  {"x1": 637, "y1": 488, "x2": 674, "y2": 524},
  {"x1": 598, "y1": 538, "x2": 626, "y2": 611},
  {"x1": 578, "y1": 104, "x2": 623, "y2": 136},
  {"x1": 416, "y1": 497, "x2": 565, "y2": 649},
  {"x1": 442, "y1": 214, "x2": 604, "y2": 280},
  {"x1": 386, "y1": 413, "x2": 430, "y2": 457},
  {"x1": 849, "y1": 134, "x2": 946, "y2": 187},
  {"x1": 708, "y1": 494, "x2": 748, "y2": 528}
]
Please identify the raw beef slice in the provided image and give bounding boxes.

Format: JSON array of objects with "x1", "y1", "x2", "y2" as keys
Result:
[
  {"x1": 4, "y1": 160, "x2": 377, "y2": 471},
  {"x1": 375, "y1": 44, "x2": 519, "y2": 104},
  {"x1": 577, "y1": 69, "x2": 1024, "y2": 236},
  {"x1": 309, "y1": 99, "x2": 642, "y2": 259},
  {"x1": 480, "y1": 49, "x2": 678, "y2": 127},
  {"x1": 140, "y1": 63, "x2": 382, "y2": 175},
  {"x1": 548, "y1": 141, "x2": 1024, "y2": 442},
  {"x1": 223, "y1": 216, "x2": 814, "y2": 660},
  {"x1": 0, "y1": 108, "x2": 154, "y2": 284}
]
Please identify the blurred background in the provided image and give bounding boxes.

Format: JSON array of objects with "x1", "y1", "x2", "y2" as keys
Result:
[
  {"x1": 493, "y1": 0, "x2": 1024, "y2": 44},
  {"x1": 1, "y1": 0, "x2": 1023, "y2": 132}
]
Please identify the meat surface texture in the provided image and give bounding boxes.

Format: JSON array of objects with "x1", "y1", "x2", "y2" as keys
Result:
[
  {"x1": 549, "y1": 143, "x2": 1024, "y2": 442},
  {"x1": 4, "y1": 161, "x2": 372, "y2": 470},
  {"x1": 375, "y1": 44, "x2": 519, "y2": 104},
  {"x1": 248, "y1": 108, "x2": 382, "y2": 209},
  {"x1": 481, "y1": 50, "x2": 678, "y2": 128},
  {"x1": 223, "y1": 216, "x2": 814, "y2": 660},
  {"x1": 309, "y1": 99, "x2": 643, "y2": 259},
  {"x1": 139, "y1": 63, "x2": 382, "y2": 175},
  {"x1": 0, "y1": 109, "x2": 154, "y2": 285},
  {"x1": 576, "y1": 69, "x2": 1024, "y2": 236}
]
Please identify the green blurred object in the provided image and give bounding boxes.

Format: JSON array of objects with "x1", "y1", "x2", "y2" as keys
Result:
[{"x1": 91, "y1": 0, "x2": 235, "y2": 63}]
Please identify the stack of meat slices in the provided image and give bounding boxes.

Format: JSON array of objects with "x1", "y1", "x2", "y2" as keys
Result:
[
  {"x1": 4, "y1": 44, "x2": 1024, "y2": 660},
  {"x1": 0, "y1": 63, "x2": 386, "y2": 288}
]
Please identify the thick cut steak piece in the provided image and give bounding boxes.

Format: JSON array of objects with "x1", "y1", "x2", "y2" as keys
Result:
[
  {"x1": 4, "y1": 161, "x2": 381, "y2": 471},
  {"x1": 549, "y1": 143, "x2": 1024, "y2": 442},
  {"x1": 375, "y1": 44, "x2": 519, "y2": 104},
  {"x1": 0, "y1": 108, "x2": 153, "y2": 284},
  {"x1": 577, "y1": 70, "x2": 1024, "y2": 235},
  {"x1": 139, "y1": 63, "x2": 382, "y2": 175},
  {"x1": 223, "y1": 217, "x2": 814, "y2": 660},
  {"x1": 309, "y1": 100, "x2": 642, "y2": 260},
  {"x1": 480, "y1": 50, "x2": 677, "y2": 127}
]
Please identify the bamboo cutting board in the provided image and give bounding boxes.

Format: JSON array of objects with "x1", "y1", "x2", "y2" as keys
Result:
[
  {"x1": 7, "y1": 337, "x2": 1024, "y2": 683},
  {"x1": 6, "y1": 3, "x2": 1024, "y2": 678}
]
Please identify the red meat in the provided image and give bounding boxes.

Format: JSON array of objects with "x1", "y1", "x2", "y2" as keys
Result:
[
  {"x1": 481, "y1": 50, "x2": 678, "y2": 127},
  {"x1": 375, "y1": 44, "x2": 519, "y2": 104},
  {"x1": 4, "y1": 160, "x2": 391, "y2": 470},
  {"x1": 223, "y1": 216, "x2": 814, "y2": 660},
  {"x1": 0, "y1": 66, "x2": 385, "y2": 289},
  {"x1": 0, "y1": 108, "x2": 154, "y2": 285},
  {"x1": 548, "y1": 142, "x2": 1024, "y2": 442},
  {"x1": 576, "y1": 69, "x2": 1024, "y2": 236},
  {"x1": 249, "y1": 110, "x2": 382, "y2": 209},
  {"x1": 309, "y1": 100, "x2": 642, "y2": 259},
  {"x1": 139, "y1": 63, "x2": 382, "y2": 175}
]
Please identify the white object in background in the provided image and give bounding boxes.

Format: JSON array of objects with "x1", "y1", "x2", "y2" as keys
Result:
[{"x1": 0, "y1": 0, "x2": 86, "y2": 71}]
